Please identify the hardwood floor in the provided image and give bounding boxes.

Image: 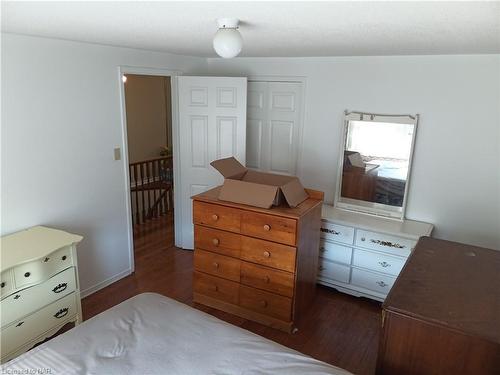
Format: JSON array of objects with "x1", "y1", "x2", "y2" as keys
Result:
[{"x1": 82, "y1": 215, "x2": 381, "y2": 375}]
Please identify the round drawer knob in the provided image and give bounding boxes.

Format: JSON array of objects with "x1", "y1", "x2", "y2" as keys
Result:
[
  {"x1": 0, "y1": 282, "x2": 5, "y2": 288},
  {"x1": 62, "y1": 255, "x2": 67, "y2": 261},
  {"x1": 213, "y1": 285, "x2": 219, "y2": 292},
  {"x1": 263, "y1": 251, "x2": 271, "y2": 258},
  {"x1": 212, "y1": 238, "x2": 220, "y2": 246},
  {"x1": 361, "y1": 237, "x2": 366, "y2": 242},
  {"x1": 264, "y1": 276, "x2": 270, "y2": 283},
  {"x1": 260, "y1": 300, "x2": 268, "y2": 308},
  {"x1": 213, "y1": 262, "x2": 219, "y2": 269},
  {"x1": 24, "y1": 272, "x2": 31, "y2": 278},
  {"x1": 263, "y1": 224, "x2": 271, "y2": 231},
  {"x1": 212, "y1": 214, "x2": 219, "y2": 221}
]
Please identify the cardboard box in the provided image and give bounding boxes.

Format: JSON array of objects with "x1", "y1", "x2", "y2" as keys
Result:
[{"x1": 210, "y1": 157, "x2": 309, "y2": 209}]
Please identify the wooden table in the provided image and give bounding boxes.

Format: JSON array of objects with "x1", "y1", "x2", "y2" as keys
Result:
[{"x1": 377, "y1": 237, "x2": 500, "y2": 375}]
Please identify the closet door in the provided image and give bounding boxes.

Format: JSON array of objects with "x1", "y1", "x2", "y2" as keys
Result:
[
  {"x1": 177, "y1": 76, "x2": 247, "y2": 249},
  {"x1": 247, "y1": 81, "x2": 303, "y2": 176}
]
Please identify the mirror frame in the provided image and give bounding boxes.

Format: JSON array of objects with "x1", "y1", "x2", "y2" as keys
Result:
[{"x1": 334, "y1": 110, "x2": 419, "y2": 220}]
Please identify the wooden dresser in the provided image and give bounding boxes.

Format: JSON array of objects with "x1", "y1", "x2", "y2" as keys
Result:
[
  {"x1": 318, "y1": 205, "x2": 433, "y2": 301},
  {"x1": 192, "y1": 187, "x2": 323, "y2": 332},
  {"x1": 377, "y1": 237, "x2": 500, "y2": 375},
  {"x1": 1, "y1": 226, "x2": 83, "y2": 363}
]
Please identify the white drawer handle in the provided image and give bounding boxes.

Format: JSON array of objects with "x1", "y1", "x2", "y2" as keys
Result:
[
  {"x1": 376, "y1": 281, "x2": 388, "y2": 287},
  {"x1": 54, "y1": 308, "x2": 69, "y2": 319},
  {"x1": 371, "y1": 239, "x2": 405, "y2": 249},
  {"x1": 321, "y1": 228, "x2": 340, "y2": 235},
  {"x1": 52, "y1": 283, "x2": 68, "y2": 294},
  {"x1": 378, "y1": 261, "x2": 391, "y2": 268}
]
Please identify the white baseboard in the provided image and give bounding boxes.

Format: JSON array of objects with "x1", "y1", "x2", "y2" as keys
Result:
[{"x1": 80, "y1": 268, "x2": 132, "y2": 298}]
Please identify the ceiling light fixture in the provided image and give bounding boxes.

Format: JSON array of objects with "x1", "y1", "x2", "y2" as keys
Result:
[{"x1": 213, "y1": 18, "x2": 242, "y2": 58}]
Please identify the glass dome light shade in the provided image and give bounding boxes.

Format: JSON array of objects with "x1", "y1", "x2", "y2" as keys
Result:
[{"x1": 213, "y1": 28, "x2": 242, "y2": 58}]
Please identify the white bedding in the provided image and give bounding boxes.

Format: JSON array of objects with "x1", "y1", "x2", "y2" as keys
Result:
[{"x1": 2, "y1": 293, "x2": 350, "y2": 375}]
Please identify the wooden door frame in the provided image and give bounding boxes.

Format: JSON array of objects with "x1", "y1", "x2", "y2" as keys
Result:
[{"x1": 118, "y1": 66, "x2": 183, "y2": 273}]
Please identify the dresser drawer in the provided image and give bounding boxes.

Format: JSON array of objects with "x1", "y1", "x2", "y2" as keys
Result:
[
  {"x1": 239, "y1": 285, "x2": 292, "y2": 321},
  {"x1": 194, "y1": 225, "x2": 241, "y2": 258},
  {"x1": 355, "y1": 230, "x2": 414, "y2": 257},
  {"x1": 240, "y1": 262, "x2": 294, "y2": 298},
  {"x1": 240, "y1": 237, "x2": 296, "y2": 273},
  {"x1": 319, "y1": 240, "x2": 352, "y2": 265},
  {"x1": 194, "y1": 249, "x2": 240, "y2": 282},
  {"x1": 193, "y1": 271, "x2": 239, "y2": 305},
  {"x1": 1, "y1": 292, "x2": 77, "y2": 357},
  {"x1": 1, "y1": 267, "x2": 77, "y2": 327},
  {"x1": 320, "y1": 222, "x2": 354, "y2": 245},
  {"x1": 318, "y1": 259, "x2": 351, "y2": 283},
  {"x1": 0, "y1": 270, "x2": 13, "y2": 299},
  {"x1": 352, "y1": 249, "x2": 406, "y2": 277},
  {"x1": 241, "y1": 212, "x2": 297, "y2": 246},
  {"x1": 193, "y1": 201, "x2": 241, "y2": 233},
  {"x1": 351, "y1": 268, "x2": 396, "y2": 295},
  {"x1": 13, "y1": 246, "x2": 73, "y2": 289}
]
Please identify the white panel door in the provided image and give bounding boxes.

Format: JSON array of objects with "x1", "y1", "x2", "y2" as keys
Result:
[
  {"x1": 246, "y1": 81, "x2": 302, "y2": 175},
  {"x1": 177, "y1": 76, "x2": 247, "y2": 250}
]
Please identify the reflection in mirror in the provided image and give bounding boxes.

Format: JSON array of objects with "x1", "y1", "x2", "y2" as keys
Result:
[{"x1": 336, "y1": 112, "x2": 418, "y2": 219}]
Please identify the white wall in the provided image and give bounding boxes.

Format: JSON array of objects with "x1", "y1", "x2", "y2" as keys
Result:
[
  {"x1": 207, "y1": 55, "x2": 500, "y2": 249},
  {"x1": 1, "y1": 33, "x2": 206, "y2": 295}
]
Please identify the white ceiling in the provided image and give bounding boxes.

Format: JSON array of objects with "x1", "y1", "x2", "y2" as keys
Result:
[{"x1": 2, "y1": 1, "x2": 500, "y2": 57}]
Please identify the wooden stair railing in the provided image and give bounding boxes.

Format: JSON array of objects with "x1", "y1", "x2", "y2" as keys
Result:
[{"x1": 129, "y1": 156, "x2": 173, "y2": 225}]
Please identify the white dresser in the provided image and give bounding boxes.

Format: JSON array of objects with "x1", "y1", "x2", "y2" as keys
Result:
[
  {"x1": 317, "y1": 205, "x2": 433, "y2": 301},
  {"x1": 1, "y1": 226, "x2": 83, "y2": 363}
]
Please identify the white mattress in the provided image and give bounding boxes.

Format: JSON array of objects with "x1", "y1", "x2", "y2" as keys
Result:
[{"x1": 2, "y1": 293, "x2": 350, "y2": 374}]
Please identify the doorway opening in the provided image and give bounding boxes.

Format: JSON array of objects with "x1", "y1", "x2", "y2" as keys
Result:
[{"x1": 123, "y1": 73, "x2": 174, "y2": 257}]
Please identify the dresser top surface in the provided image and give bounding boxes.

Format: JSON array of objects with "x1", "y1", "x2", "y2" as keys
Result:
[
  {"x1": 384, "y1": 237, "x2": 500, "y2": 344},
  {"x1": 322, "y1": 205, "x2": 433, "y2": 239},
  {"x1": 192, "y1": 186, "x2": 323, "y2": 219},
  {"x1": 1, "y1": 226, "x2": 82, "y2": 272}
]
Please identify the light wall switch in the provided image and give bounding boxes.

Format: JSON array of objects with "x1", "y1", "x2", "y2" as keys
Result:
[{"x1": 114, "y1": 147, "x2": 121, "y2": 161}]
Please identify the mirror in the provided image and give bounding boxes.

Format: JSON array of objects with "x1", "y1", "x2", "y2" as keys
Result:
[{"x1": 335, "y1": 111, "x2": 418, "y2": 219}]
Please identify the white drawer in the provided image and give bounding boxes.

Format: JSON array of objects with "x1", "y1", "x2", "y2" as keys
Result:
[
  {"x1": 319, "y1": 240, "x2": 352, "y2": 265},
  {"x1": 352, "y1": 249, "x2": 406, "y2": 277},
  {"x1": 355, "y1": 230, "x2": 414, "y2": 257},
  {"x1": 320, "y1": 222, "x2": 354, "y2": 245},
  {"x1": 13, "y1": 246, "x2": 73, "y2": 289},
  {"x1": 1, "y1": 267, "x2": 77, "y2": 327},
  {"x1": 0, "y1": 270, "x2": 13, "y2": 299},
  {"x1": 1, "y1": 292, "x2": 77, "y2": 357},
  {"x1": 318, "y1": 259, "x2": 350, "y2": 283},
  {"x1": 351, "y1": 268, "x2": 395, "y2": 295}
]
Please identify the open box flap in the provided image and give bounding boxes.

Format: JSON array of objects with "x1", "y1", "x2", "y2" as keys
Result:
[
  {"x1": 210, "y1": 157, "x2": 248, "y2": 180},
  {"x1": 242, "y1": 170, "x2": 296, "y2": 186},
  {"x1": 219, "y1": 179, "x2": 279, "y2": 208},
  {"x1": 281, "y1": 178, "x2": 309, "y2": 207}
]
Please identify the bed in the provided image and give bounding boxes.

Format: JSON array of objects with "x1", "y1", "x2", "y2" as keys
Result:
[{"x1": 2, "y1": 293, "x2": 350, "y2": 374}]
